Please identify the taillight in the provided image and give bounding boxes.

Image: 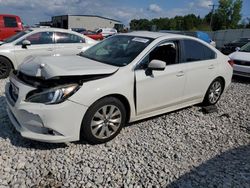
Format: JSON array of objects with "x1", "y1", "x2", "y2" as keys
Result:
[{"x1": 228, "y1": 59, "x2": 234, "y2": 67}]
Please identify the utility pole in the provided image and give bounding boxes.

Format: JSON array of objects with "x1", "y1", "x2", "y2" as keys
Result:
[{"x1": 209, "y1": 4, "x2": 219, "y2": 29}]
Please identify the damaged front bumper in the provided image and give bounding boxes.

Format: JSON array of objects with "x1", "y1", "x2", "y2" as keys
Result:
[{"x1": 5, "y1": 76, "x2": 88, "y2": 143}]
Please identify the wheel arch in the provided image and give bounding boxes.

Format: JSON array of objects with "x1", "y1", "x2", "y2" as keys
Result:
[
  {"x1": 202, "y1": 76, "x2": 226, "y2": 106},
  {"x1": 97, "y1": 94, "x2": 131, "y2": 123},
  {"x1": 213, "y1": 76, "x2": 225, "y2": 92},
  {"x1": 0, "y1": 55, "x2": 14, "y2": 69},
  {"x1": 80, "y1": 93, "x2": 132, "y2": 143}
]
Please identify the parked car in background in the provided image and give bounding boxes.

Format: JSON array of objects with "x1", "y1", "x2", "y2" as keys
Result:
[
  {"x1": 0, "y1": 14, "x2": 23, "y2": 41},
  {"x1": 5, "y1": 31, "x2": 232, "y2": 144},
  {"x1": 71, "y1": 28, "x2": 86, "y2": 33},
  {"x1": 229, "y1": 42, "x2": 250, "y2": 77},
  {"x1": 96, "y1": 28, "x2": 117, "y2": 38},
  {"x1": 159, "y1": 30, "x2": 216, "y2": 47},
  {"x1": 221, "y1": 38, "x2": 250, "y2": 55},
  {"x1": 82, "y1": 30, "x2": 104, "y2": 40},
  {"x1": 0, "y1": 28, "x2": 97, "y2": 78}
]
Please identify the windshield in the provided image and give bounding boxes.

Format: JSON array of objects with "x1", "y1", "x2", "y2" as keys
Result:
[
  {"x1": 232, "y1": 38, "x2": 250, "y2": 43},
  {"x1": 80, "y1": 35, "x2": 153, "y2": 67},
  {"x1": 240, "y1": 42, "x2": 250, "y2": 52},
  {"x1": 3, "y1": 29, "x2": 33, "y2": 43}
]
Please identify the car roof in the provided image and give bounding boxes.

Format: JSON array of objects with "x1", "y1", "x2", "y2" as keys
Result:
[
  {"x1": 122, "y1": 31, "x2": 194, "y2": 40},
  {"x1": 29, "y1": 27, "x2": 78, "y2": 33},
  {"x1": 22, "y1": 27, "x2": 96, "y2": 43}
]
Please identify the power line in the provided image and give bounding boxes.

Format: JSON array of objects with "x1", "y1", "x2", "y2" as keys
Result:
[{"x1": 209, "y1": 4, "x2": 219, "y2": 29}]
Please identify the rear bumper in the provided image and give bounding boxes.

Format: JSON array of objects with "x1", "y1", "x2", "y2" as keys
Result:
[{"x1": 233, "y1": 65, "x2": 250, "y2": 78}]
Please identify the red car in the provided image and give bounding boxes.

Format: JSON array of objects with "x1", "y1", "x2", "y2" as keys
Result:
[
  {"x1": 82, "y1": 30, "x2": 103, "y2": 41},
  {"x1": 0, "y1": 14, "x2": 23, "y2": 41}
]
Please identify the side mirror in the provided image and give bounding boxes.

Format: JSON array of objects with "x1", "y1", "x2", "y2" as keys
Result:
[
  {"x1": 235, "y1": 47, "x2": 240, "y2": 51},
  {"x1": 145, "y1": 59, "x2": 166, "y2": 76},
  {"x1": 22, "y1": 40, "x2": 31, "y2": 49},
  {"x1": 148, "y1": 59, "x2": 166, "y2": 71}
]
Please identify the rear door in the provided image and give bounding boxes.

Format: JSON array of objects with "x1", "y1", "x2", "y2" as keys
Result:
[
  {"x1": 54, "y1": 32, "x2": 87, "y2": 56},
  {"x1": 14, "y1": 31, "x2": 54, "y2": 66},
  {"x1": 180, "y1": 39, "x2": 217, "y2": 100},
  {"x1": 0, "y1": 15, "x2": 21, "y2": 40}
]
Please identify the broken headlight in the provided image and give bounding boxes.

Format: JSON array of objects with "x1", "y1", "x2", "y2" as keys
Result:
[{"x1": 26, "y1": 84, "x2": 79, "y2": 104}]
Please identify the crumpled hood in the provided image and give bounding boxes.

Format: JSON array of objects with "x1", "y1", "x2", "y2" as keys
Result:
[
  {"x1": 229, "y1": 51, "x2": 250, "y2": 61},
  {"x1": 18, "y1": 55, "x2": 119, "y2": 79}
]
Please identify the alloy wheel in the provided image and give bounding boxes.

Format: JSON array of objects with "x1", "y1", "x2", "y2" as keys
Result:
[
  {"x1": 208, "y1": 81, "x2": 222, "y2": 104},
  {"x1": 91, "y1": 105, "x2": 122, "y2": 139}
]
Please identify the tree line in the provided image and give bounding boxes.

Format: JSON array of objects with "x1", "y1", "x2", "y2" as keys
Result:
[{"x1": 129, "y1": 0, "x2": 249, "y2": 31}]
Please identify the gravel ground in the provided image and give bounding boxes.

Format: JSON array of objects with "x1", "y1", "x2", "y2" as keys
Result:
[{"x1": 0, "y1": 77, "x2": 249, "y2": 188}]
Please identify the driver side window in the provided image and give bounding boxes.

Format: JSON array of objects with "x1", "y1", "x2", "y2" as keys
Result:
[{"x1": 140, "y1": 41, "x2": 179, "y2": 68}]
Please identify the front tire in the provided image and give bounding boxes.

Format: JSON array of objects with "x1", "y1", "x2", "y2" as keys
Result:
[
  {"x1": 0, "y1": 57, "x2": 12, "y2": 79},
  {"x1": 80, "y1": 97, "x2": 126, "y2": 144},
  {"x1": 202, "y1": 78, "x2": 224, "y2": 106}
]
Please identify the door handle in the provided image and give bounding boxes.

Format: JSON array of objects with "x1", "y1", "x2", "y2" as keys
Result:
[
  {"x1": 208, "y1": 65, "x2": 215, "y2": 69},
  {"x1": 47, "y1": 48, "x2": 53, "y2": 51},
  {"x1": 77, "y1": 46, "x2": 82, "y2": 49},
  {"x1": 176, "y1": 71, "x2": 184, "y2": 77}
]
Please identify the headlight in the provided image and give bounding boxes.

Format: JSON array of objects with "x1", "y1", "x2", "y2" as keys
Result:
[{"x1": 26, "y1": 84, "x2": 79, "y2": 104}]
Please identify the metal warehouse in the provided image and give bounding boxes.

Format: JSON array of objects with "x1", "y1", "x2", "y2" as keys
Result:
[{"x1": 52, "y1": 15, "x2": 123, "y2": 31}]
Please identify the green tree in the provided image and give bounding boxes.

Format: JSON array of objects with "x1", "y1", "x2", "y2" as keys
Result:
[
  {"x1": 183, "y1": 14, "x2": 202, "y2": 30},
  {"x1": 151, "y1": 18, "x2": 170, "y2": 30},
  {"x1": 130, "y1": 19, "x2": 151, "y2": 30},
  {"x1": 213, "y1": 0, "x2": 243, "y2": 30}
]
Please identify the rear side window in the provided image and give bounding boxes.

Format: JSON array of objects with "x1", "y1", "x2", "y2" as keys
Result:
[
  {"x1": 3, "y1": 16, "x2": 17, "y2": 28},
  {"x1": 55, "y1": 32, "x2": 85, "y2": 43},
  {"x1": 182, "y1": 39, "x2": 215, "y2": 62}
]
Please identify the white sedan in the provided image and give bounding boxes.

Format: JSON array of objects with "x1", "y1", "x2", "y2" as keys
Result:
[
  {"x1": 229, "y1": 42, "x2": 250, "y2": 77},
  {"x1": 0, "y1": 28, "x2": 97, "y2": 78},
  {"x1": 5, "y1": 31, "x2": 233, "y2": 144}
]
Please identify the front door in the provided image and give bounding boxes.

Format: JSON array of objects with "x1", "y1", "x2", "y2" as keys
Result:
[{"x1": 135, "y1": 41, "x2": 187, "y2": 115}]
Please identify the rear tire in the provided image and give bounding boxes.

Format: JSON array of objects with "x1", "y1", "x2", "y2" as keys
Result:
[
  {"x1": 202, "y1": 78, "x2": 224, "y2": 106},
  {"x1": 0, "y1": 57, "x2": 12, "y2": 79},
  {"x1": 80, "y1": 97, "x2": 126, "y2": 144}
]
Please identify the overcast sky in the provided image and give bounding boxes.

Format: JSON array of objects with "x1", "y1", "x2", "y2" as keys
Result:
[{"x1": 0, "y1": 0, "x2": 249, "y2": 26}]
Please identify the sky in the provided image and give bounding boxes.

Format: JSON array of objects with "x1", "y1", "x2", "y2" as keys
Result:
[{"x1": 0, "y1": 0, "x2": 249, "y2": 26}]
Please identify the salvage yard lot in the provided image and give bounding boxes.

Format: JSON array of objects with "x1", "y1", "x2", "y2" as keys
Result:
[{"x1": 0, "y1": 77, "x2": 249, "y2": 187}]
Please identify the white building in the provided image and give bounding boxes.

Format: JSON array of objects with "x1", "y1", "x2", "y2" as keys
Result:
[{"x1": 52, "y1": 15, "x2": 123, "y2": 31}]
